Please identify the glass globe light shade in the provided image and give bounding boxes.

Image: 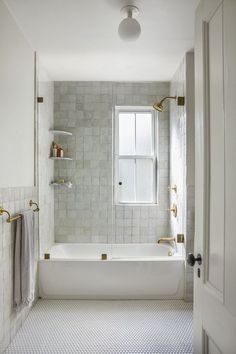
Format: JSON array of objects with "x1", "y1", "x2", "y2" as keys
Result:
[{"x1": 118, "y1": 17, "x2": 141, "y2": 41}]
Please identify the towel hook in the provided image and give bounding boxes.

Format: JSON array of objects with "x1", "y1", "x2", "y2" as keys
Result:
[{"x1": 29, "y1": 200, "x2": 40, "y2": 212}]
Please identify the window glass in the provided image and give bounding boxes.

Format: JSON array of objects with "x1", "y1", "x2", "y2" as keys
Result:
[
  {"x1": 119, "y1": 113, "x2": 135, "y2": 155},
  {"x1": 136, "y1": 159, "x2": 154, "y2": 202},
  {"x1": 136, "y1": 113, "x2": 152, "y2": 155},
  {"x1": 118, "y1": 159, "x2": 135, "y2": 202}
]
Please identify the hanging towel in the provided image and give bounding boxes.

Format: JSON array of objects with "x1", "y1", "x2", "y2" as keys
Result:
[{"x1": 14, "y1": 209, "x2": 35, "y2": 311}]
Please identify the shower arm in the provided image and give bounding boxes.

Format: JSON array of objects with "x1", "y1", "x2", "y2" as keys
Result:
[{"x1": 159, "y1": 96, "x2": 177, "y2": 105}]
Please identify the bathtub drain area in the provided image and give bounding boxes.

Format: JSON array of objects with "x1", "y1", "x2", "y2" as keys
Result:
[{"x1": 6, "y1": 300, "x2": 193, "y2": 353}]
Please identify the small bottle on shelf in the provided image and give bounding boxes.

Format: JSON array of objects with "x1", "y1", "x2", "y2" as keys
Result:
[
  {"x1": 56, "y1": 145, "x2": 64, "y2": 158},
  {"x1": 60, "y1": 148, "x2": 64, "y2": 158},
  {"x1": 52, "y1": 142, "x2": 58, "y2": 157}
]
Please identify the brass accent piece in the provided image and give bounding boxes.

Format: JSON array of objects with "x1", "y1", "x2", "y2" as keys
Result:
[
  {"x1": 101, "y1": 253, "x2": 107, "y2": 260},
  {"x1": 37, "y1": 97, "x2": 44, "y2": 103},
  {"x1": 158, "y1": 237, "x2": 177, "y2": 254},
  {"x1": 44, "y1": 253, "x2": 50, "y2": 260},
  {"x1": 177, "y1": 96, "x2": 185, "y2": 106},
  {"x1": 29, "y1": 200, "x2": 40, "y2": 212},
  {"x1": 177, "y1": 234, "x2": 185, "y2": 243},
  {"x1": 157, "y1": 237, "x2": 176, "y2": 244},
  {"x1": 0, "y1": 206, "x2": 22, "y2": 223},
  {"x1": 168, "y1": 184, "x2": 177, "y2": 193},
  {"x1": 153, "y1": 96, "x2": 185, "y2": 112},
  {"x1": 167, "y1": 204, "x2": 177, "y2": 217},
  {"x1": 0, "y1": 200, "x2": 40, "y2": 223}
]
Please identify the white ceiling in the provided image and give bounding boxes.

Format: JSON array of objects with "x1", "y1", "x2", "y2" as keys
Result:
[{"x1": 5, "y1": 0, "x2": 199, "y2": 81}]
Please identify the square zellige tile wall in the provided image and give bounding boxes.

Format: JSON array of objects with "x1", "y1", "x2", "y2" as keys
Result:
[{"x1": 54, "y1": 82, "x2": 170, "y2": 244}]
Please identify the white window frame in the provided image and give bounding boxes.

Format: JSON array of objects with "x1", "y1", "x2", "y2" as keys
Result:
[{"x1": 114, "y1": 106, "x2": 159, "y2": 205}]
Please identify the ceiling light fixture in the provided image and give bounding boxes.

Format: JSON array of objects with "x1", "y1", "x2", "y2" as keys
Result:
[{"x1": 118, "y1": 5, "x2": 141, "y2": 41}]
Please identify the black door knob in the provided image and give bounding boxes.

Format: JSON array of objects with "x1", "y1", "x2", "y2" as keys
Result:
[{"x1": 187, "y1": 253, "x2": 202, "y2": 266}]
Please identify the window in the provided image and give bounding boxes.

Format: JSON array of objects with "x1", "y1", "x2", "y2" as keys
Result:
[{"x1": 114, "y1": 107, "x2": 158, "y2": 204}]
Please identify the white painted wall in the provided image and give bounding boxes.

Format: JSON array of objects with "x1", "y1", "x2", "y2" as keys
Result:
[
  {"x1": 0, "y1": 1, "x2": 35, "y2": 187},
  {"x1": 0, "y1": 4, "x2": 55, "y2": 351}
]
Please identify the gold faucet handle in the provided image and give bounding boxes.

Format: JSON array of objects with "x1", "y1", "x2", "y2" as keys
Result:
[
  {"x1": 166, "y1": 204, "x2": 177, "y2": 217},
  {"x1": 168, "y1": 184, "x2": 177, "y2": 193}
]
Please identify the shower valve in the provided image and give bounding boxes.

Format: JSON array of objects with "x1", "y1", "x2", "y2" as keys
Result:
[
  {"x1": 167, "y1": 204, "x2": 177, "y2": 217},
  {"x1": 168, "y1": 185, "x2": 177, "y2": 193}
]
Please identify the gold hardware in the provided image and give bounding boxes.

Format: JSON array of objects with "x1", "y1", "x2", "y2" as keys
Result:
[
  {"x1": 157, "y1": 237, "x2": 176, "y2": 244},
  {"x1": 37, "y1": 97, "x2": 44, "y2": 103},
  {"x1": 0, "y1": 200, "x2": 40, "y2": 223},
  {"x1": 168, "y1": 184, "x2": 177, "y2": 193},
  {"x1": 177, "y1": 96, "x2": 185, "y2": 106},
  {"x1": 153, "y1": 96, "x2": 185, "y2": 112},
  {"x1": 101, "y1": 253, "x2": 107, "y2": 260},
  {"x1": 0, "y1": 206, "x2": 22, "y2": 223},
  {"x1": 167, "y1": 204, "x2": 177, "y2": 217},
  {"x1": 168, "y1": 251, "x2": 173, "y2": 256},
  {"x1": 44, "y1": 253, "x2": 50, "y2": 260},
  {"x1": 29, "y1": 200, "x2": 40, "y2": 212},
  {"x1": 177, "y1": 234, "x2": 185, "y2": 243}
]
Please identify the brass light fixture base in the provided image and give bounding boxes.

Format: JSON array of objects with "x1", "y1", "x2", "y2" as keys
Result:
[{"x1": 120, "y1": 5, "x2": 139, "y2": 17}]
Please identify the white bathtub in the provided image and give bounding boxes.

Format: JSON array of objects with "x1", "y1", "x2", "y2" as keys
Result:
[{"x1": 39, "y1": 243, "x2": 185, "y2": 300}]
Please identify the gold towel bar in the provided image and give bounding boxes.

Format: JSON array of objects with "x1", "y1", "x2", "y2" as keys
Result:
[{"x1": 0, "y1": 200, "x2": 40, "y2": 223}]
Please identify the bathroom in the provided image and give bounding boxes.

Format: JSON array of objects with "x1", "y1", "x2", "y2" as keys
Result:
[{"x1": 1, "y1": 0, "x2": 236, "y2": 353}]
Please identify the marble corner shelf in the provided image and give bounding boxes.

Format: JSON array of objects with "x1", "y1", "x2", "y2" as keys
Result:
[
  {"x1": 49, "y1": 129, "x2": 72, "y2": 136},
  {"x1": 49, "y1": 157, "x2": 73, "y2": 160}
]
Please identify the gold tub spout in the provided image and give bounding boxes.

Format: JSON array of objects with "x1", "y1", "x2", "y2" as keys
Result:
[
  {"x1": 157, "y1": 237, "x2": 177, "y2": 253},
  {"x1": 157, "y1": 237, "x2": 176, "y2": 244}
]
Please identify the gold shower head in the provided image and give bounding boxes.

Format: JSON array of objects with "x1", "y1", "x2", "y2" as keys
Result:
[
  {"x1": 153, "y1": 96, "x2": 185, "y2": 112},
  {"x1": 153, "y1": 101, "x2": 165, "y2": 112}
]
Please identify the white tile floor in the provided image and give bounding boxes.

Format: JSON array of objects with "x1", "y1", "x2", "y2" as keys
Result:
[{"x1": 6, "y1": 300, "x2": 193, "y2": 354}]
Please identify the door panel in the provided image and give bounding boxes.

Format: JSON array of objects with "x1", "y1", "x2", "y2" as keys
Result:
[
  {"x1": 207, "y1": 5, "x2": 224, "y2": 295},
  {"x1": 194, "y1": 0, "x2": 236, "y2": 353},
  {"x1": 224, "y1": 0, "x2": 236, "y2": 318}
]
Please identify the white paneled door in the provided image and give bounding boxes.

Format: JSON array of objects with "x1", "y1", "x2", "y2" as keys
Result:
[{"x1": 193, "y1": 0, "x2": 236, "y2": 353}]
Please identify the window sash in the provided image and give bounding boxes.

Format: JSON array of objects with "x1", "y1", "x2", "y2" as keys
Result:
[
  {"x1": 118, "y1": 110, "x2": 155, "y2": 156},
  {"x1": 117, "y1": 157, "x2": 157, "y2": 204},
  {"x1": 114, "y1": 106, "x2": 158, "y2": 205}
]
